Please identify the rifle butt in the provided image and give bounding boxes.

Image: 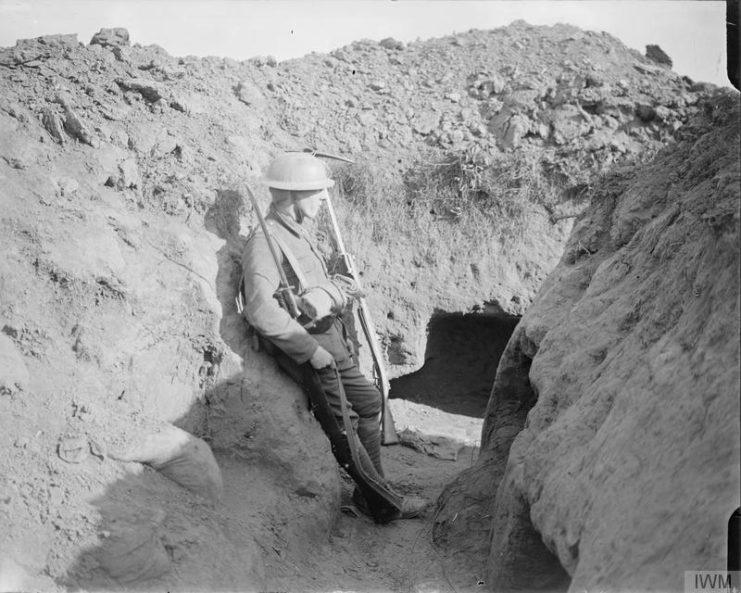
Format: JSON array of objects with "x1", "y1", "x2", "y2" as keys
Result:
[{"x1": 382, "y1": 405, "x2": 400, "y2": 446}]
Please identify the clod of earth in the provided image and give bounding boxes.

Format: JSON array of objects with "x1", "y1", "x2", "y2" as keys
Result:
[
  {"x1": 57, "y1": 435, "x2": 90, "y2": 464},
  {"x1": 109, "y1": 423, "x2": 223, "y2": 502}
]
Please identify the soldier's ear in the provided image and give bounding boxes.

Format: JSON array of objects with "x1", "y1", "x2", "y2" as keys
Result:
[{"x1": 269, "y1": 188, "x2": 293, "y2": 204}]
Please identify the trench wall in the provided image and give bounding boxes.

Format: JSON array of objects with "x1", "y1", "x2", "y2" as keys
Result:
[{"x1": 435, "y1": 92, "x2": 740, "y2": 592}]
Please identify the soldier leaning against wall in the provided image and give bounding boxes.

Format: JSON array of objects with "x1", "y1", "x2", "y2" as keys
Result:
[{"x1": 239, "y1": 152, "x2": 428, "y2": 523}]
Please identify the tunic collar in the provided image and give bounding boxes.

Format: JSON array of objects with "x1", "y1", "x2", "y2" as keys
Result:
[
  {"x1": 267, "y1": 202, "x2": 303, "y2": 237},
  {"x1": 267, "y1": 203, "x2": 329, "y2": 276}
]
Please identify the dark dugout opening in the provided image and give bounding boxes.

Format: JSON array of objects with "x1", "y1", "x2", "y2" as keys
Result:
[{"x1": 389, "y1": 311, "x2": 520, "y2": 418}]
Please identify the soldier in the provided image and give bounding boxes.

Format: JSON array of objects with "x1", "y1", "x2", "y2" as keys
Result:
[{"x1": 240, "y1": 152, "x2": 428, "y2": 523}]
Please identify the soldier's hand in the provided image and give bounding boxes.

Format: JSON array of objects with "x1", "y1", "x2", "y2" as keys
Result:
[
  {"x1": 332, "y1": 274, "x2": 365, "y2": 300},
  {"x1": 309, "y1": 346, "x2": 335, "y2": 370}
]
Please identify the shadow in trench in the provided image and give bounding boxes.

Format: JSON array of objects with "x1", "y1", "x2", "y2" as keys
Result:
[
  {"x1": 433, "y1": 323, "x2": 572, "y2": 592},
  {"x1": 390, "y1": 311, "x2": 519, "y2": 418},
  {"x1": 59, "y1": 188, "x2": 266, "y2": 592},
  {"x1": 57, "y1": 381, "x2": 269, "y2": 592}
]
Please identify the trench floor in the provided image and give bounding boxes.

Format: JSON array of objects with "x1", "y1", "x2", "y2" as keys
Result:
[{"x1": 216, "y1": 420, "x2": 485, "y2": 592}]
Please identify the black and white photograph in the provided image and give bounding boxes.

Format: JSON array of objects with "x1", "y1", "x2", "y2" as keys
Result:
[{"x1": 0, "y1": 1, "x2": 738, "y2": 592}]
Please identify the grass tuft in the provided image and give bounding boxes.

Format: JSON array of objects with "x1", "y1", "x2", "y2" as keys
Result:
[{"x1": 328, "y1": 148, "x2": 566, "y2": 256}]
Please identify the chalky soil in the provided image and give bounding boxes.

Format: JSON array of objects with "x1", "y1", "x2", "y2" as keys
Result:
[
  {"x1": 240, "y1": 436, "x2": 484, "y2": 593},
  {"x1": 230, "y1": 312, "x2": 519, "y2": 593}
]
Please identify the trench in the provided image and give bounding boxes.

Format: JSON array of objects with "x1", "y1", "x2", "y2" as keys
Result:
[
  {"x1": 383, "y1": 310, "x2": 530, "y2": 588},
  {"x1": 389, "y1": 311, "x2": 520, "y2": 418},
  {"x1": 409, "y1": 314, "x2": 572, "y2": 591},
  {"x1": 481, "y1": 337, "x2": 573, "y2": 591},
  {"x1": 59, "y1": 186, "x2": 561, "y2": 591}
]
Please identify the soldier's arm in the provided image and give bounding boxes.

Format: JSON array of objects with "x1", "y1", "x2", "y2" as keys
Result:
[{"x1": 241, "y1": 233, "x2": 319, "y2": 364}]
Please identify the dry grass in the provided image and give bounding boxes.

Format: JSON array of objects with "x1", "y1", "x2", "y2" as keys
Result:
[{"x1": 325, "y1": 148, "x2": 566, "y2": 265}]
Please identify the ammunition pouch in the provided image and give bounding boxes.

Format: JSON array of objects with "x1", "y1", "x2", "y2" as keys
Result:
[{"x1": 299, "y1": 281, "x2": 346, "y2": 320}]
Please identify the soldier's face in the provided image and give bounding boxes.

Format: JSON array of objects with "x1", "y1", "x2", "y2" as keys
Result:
[{"x1": 295, "y1": 189, "x2": 327, "y2": 219}]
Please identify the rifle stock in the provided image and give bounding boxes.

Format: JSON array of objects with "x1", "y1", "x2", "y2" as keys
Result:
[{"x1": 356, "y1": 292, "x2": 400, "y2": 446}]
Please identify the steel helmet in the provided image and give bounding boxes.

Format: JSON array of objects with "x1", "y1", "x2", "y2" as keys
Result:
[{"x1": 264, "y1": 152, "x2": 335, "y2": 191}]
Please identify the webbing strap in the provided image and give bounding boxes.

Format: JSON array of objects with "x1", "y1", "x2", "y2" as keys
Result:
[
  {"x1": 237, "y1": 225, "x2": 307, "y2": 315},
  {"x1": 266, "y1": 223, "x2": 309, "y2": 294}
]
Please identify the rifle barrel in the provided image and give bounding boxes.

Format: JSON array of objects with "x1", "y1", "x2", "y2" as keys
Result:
[
  {"x1": 244, "y1": 184, "x2": 300, "y2": 319},
  {"x1": 324, "y1": 188, "x2": 348, "y2": 256},
  {"x1": 323, "y1": 186, "x2": 399, "y2": 445}
]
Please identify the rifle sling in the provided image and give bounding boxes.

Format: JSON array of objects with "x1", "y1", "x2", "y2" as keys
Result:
[
  {"x1": 265, "y1": 223, "x2": 309, "y2": 295},
  {"x1": 236, "y1": 224, "x2": 309, "y2": 333}
]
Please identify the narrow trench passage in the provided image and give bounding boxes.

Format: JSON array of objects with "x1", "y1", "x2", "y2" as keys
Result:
[
  {"x1": 389, "y1": 312, "x2": 520, "y2": 418},
  {"x1": 205, "y1": 307, "x2": 562, "y2": 592}
]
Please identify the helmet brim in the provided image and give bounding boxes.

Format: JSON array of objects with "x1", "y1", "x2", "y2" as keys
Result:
[{"x1": 263, "y1": 178, "x2": 335, "y2": 191}]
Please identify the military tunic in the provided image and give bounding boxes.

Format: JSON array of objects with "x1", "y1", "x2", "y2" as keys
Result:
[{"x1": 241, "y1": 203, "x2": 385, "y2": 475}]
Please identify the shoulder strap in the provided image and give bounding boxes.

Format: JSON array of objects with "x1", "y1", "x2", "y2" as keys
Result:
[{"x1": 266, "y1": 222, "x2": 309, "y2": 293}]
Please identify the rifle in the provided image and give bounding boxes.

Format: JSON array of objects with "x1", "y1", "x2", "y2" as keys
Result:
[
  {"x1": 243, "y1": 184, "x2": 302, "y2": 320},
  {"x1": 323, "y1": 185, "x2": 400, "y2": 445},
  {"x1": 241, "y1": 180, "x2": 403, "y2": 517}
]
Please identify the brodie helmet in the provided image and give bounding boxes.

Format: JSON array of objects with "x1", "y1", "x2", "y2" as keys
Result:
[{"x1": 264, "y1": 152, "x2": 335, "y2": 191}]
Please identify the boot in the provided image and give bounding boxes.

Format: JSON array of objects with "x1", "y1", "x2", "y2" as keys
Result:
[
  {"x1": 352, "y1": 488, "x2": 430, "y2": 521},
  {"x1": 397, "y1": 494, "x2": 430, "y2": 519}
]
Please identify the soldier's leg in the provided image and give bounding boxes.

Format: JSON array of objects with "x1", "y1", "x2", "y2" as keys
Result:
[
  {"x1": 301, "y1": 364, "x2": 402, "y2": 523},
  {"x1": 273, "y1": 345, "x2": 386, "y2": 483},
  {"x1": 310, "y1": 323, "x2": 385, "y2": 477},
  {"x1": 336, "y1": 358, "x2": 384, "y2": 477},
  {"x1": 330, "y1": 318, "x2": 385, "y2": 475},
  {"x1": 276, "y1": 321, "x2": 385, "y2": 476},
  {"x1": 272, "y1": 342, "x2": 427, "y2": 522},
  {"x1": 310, "y1": 364, "x2": 384, "y2": 476}
]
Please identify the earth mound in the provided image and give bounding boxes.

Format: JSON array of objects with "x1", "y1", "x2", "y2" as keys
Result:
[{"x1": 0, "y1": 21, "x2": 732, "y2": 591}]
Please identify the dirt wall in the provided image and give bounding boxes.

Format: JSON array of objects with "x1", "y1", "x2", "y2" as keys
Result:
[
  {"x1": 0, "y1": 24, "x2": 726, "y2": 590},
  {"x1": 435, "y1": 91, "x2": 740, "y2": 591}
]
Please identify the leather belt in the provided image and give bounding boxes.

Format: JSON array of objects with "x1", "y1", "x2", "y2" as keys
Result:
[{"x1": 307, "y1": 316, "x2": 336, "y2": 335}]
